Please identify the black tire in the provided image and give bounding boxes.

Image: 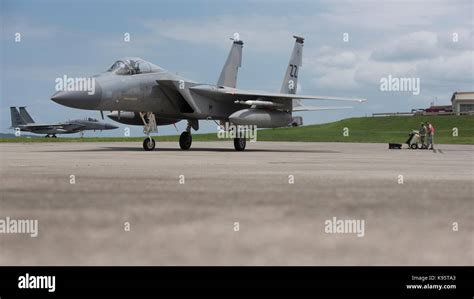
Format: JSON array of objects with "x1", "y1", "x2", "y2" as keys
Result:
[
  {"x1": 410, "y1": 143, "x2": 418, "y2": 150},
  {"x1": 143, "y1": 137, "x2": 155, "y2": 151},
  {"x1": 234, "y1": 138, "x2": 246, "y2": 151},
  {"x1": 179, "y1": 131, "x2": 192, "y2": 150}
]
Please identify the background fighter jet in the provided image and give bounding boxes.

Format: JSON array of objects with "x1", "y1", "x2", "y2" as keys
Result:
[
  {"x1": 51, "y1": 36, "x2": 366, "y2": 151},
  {"x1": 10, "y1": 106, "x2": 118, "y2": 137}
]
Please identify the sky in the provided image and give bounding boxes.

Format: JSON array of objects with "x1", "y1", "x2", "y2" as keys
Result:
[{"x1": 1, "y1": 0, "x2": 473, "y2": 137}]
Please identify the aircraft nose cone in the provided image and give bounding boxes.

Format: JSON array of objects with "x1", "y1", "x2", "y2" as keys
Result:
[
  {"x1": 51, "y1": 81, "x2": 102, "y2": 109},
  {"x1": 105, "y1": 123, "x2": 118, "y2": 130}
]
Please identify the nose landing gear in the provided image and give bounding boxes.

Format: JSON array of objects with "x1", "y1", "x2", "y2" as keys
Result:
[
  {"x1": 139, "y1": 112, "x2": 157, "y2": 151},
  {"x1": 143, "y1": 137, "x2": 155, "y2": 151}
]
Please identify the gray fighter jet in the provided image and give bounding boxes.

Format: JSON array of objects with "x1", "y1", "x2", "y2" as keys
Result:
[
  {"x1": 51, "y1": 36, "x2": 366, "y2": 150},
  {"x1": 10, "y1": 106, "x2": 118, "y2": 137}
]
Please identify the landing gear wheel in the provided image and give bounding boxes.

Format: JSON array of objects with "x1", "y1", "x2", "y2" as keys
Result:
[
  {"x1": 179, "y1": 131, "x2": 192, "y2": 150},
  {"x1": 143, "y1": 137, "x2": 155, "y2": 151},
  {"x1": 52, "y1": 135, "x2": 57, "y2": 138},
  {"x1": 234, "y1": 138, "x2": 246, "y2": 151},
  {"x1": 410, "y1": 143, "x2": 418, "y2": 150}
]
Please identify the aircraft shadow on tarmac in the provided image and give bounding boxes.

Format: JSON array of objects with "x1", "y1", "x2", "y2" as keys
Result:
[{"x1": 40, "y1": 147, "x2": 340, "y2": 154}]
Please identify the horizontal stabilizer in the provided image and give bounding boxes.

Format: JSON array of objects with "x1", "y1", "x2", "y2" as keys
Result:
[
  {"x1": 223, "y1": 89, "x2": 367, "y2": 102},
  {"x1": 190, "y1": 85, "x2": 367, "y2": 103},
  {"x1": 16, "y1": 124, "x2": 61, "y2": 129},
  {"x1": 293, "y1": 106, "x2": 353, "y2": 112}
]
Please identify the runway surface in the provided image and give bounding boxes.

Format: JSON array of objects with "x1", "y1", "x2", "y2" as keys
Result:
[{"x1": 0, "y1": 141, "x2": 472, "y2": 265}]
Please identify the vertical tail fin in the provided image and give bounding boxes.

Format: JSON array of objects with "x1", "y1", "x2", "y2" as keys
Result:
[
  {"x1": 217, "y1": 39, "x2": 243, "y2": 88},
  {"x1": 19, "y1": 107, "x2": 35, "y2": 123},
  {"x1": 280, "y1": 36, "x2": 304, "y2": 95},
  {"x1": 279, "y1": 36, "x2": 304, "y2": 111},
  {"x1": 10, "y1": 107, "x2": 25, "y2": 127}
]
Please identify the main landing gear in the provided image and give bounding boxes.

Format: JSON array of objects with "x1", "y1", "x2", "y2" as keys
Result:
[
  {"x1": 219, "y1": 120, "x2": 247, "y2": 151},
  {"x1": 179, "y1": 119, "x2": 199, "y2": 150},
  {"x1": 179, "y1": 120, "x2": 195, "y2": 150},
  {"x1": 179, "y1": 131, "x2": 192, "y2": 150},
  {"x1": 233, "y1": 137, "x2": 246, "y2": 151},
  {"x1": 45, "y1": 134, "x2": 57, "y2": 138}
]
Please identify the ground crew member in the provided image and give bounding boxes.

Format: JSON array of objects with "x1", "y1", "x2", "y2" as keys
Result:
[
  {"x1": 419, "y1": 122, "x2": 427, "y2": 148},
  {"x1": 427, "y1": 122, "x2": 435, "y2": 150}
]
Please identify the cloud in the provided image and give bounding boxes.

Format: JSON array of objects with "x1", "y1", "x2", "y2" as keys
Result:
[
  {"x1": 132, "y1": 4, "x2": 471, "y2": 95},
  {"x1": 318, "y1": 0, "x2": 473, "y2": 32},
  {"x1": 304, "y1": 47, "x2": 360, "y2": 89},
  {"x1": 354, "y1": 60, "x2": 418, "y2": 87},
  {"x1": 371, "y1": 31, "x2": 439, "y2": 62},
  {"x1": 140, "y1": 15, "x2": 297, "y2": 52},
  {"x1": 310, "y1": 67, "x2": 358, "y2": 90},
  {"x1": 417, "y1": 50, "x2": 474, "y2": 84},
  {"x1": 437, "y1": 28, "x2": 474, "y2": 52},
  {"x1": 354, "y1": 49, "x2": 473, "y2": 91},
  {"x1": 311, "y1": 47, "x2": 358, "y2": 69}
]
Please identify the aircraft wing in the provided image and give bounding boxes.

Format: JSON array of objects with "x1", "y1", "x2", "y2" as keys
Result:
[
  {"x1": 22, "y1": 123, "x2": 86, "y2": 131},
  {"x1": 20, "y1": 124, "x2": 63, "y2": 130},
  {"x1": 189, "y1": 85, "x2": 367, "y2": 103},
  {"x1": 59, "y1": 123, "x2": 88, "y2": 131}
]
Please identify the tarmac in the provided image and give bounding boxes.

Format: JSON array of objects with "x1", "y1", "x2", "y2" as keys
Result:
[{"x1": 0, "y1": 141, "x2": 472, "y2": 265}]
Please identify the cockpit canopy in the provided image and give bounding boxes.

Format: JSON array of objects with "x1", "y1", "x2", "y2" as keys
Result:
[{"x1": 107, "y1": 57, "x2": 162, "y2": 75}]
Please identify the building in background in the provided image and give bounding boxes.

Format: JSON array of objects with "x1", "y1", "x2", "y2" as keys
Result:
[
  {"x1": 425, "y1": 104, "x2": 453, "y2": 113},
  {"x1": 451, "y1": 91, "x2": 474, "y2": 115}
]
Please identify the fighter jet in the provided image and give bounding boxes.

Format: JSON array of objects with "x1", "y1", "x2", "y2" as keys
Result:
[
  {"x1": 10, "y1": 106, "x2": 118, "y2": 137},
  {"x1": 51, "y1": 36, "x2": 366, "y2": 151}
]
